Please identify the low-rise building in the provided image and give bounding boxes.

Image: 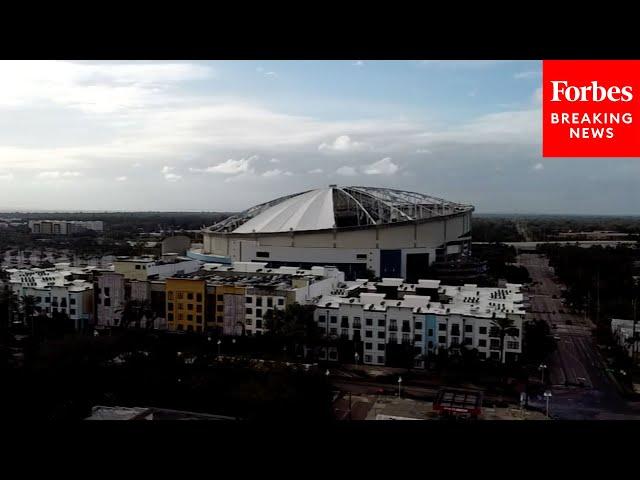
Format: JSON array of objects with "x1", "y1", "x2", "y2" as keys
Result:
[
  {"x1": 611, "y1": 318, "x2": 639, "y2": 360},
  {"x1": 6, "y1": 264, "x2": 96, "y2": 330},
  {"x1": 113, "y1": 256, "x2": 201, "y2": 281},
  {"x1": 313, "y1": 278, "x2": 526, "y2": 366}
]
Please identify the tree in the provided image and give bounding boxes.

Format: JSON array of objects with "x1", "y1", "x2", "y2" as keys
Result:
[
  {"x1": 522, "y1": 319, "x2": 556, "y2": 365},
  {"x1": 0, "y1": 289, "x2": 18, "y2": 338},
  {"x1": 491, "y1": 317, "x2": 519, "y2": 364},
  {"x1": 264, "y1": 304, "x2": 320, "y2": 358},
  {"x1": 20, "y1": 295, "x2": 38, "y2": 336},
  {"x1": 119, "y1": 299, "x2": 154, "y2": 329}
]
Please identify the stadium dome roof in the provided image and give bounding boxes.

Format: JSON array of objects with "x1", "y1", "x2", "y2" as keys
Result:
[{"x1": 207, "y1": 186, "x2": 473, "y2": 234}]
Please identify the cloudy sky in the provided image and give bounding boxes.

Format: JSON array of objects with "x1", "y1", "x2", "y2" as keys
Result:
[{"x1": 0, "y1": 60, "x2": 638, "y2": 214}]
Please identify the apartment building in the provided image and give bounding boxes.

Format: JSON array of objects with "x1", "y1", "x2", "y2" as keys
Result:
[
  {"x1": 313, "y1": 278, "x2": 526, "y2": 366},
  {"x1": 7, "y1": 265, "x2": 96, "y2": 330},
  {"x1": 28, "y1": 220, "x2": 104, "y2": 235},
  {"x1": 164, "y1": 262, "x2": 344, "y2": 336}
]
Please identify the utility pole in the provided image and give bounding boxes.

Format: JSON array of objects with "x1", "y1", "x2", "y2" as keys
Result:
[
  {"x1": 632, "y1": 298, "x2": 638, "y2": 363},
  {"x1": 596, "y1": 271, "x2": 600, "y2": 325}
]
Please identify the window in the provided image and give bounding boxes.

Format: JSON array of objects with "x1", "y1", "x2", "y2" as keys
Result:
[
  {"x1": 378, "y1": 319, "x2": 386, "y2": 327},
  {"x1": 217, "y1": 305, "x2": 224, "y2": 312},
  {"x1": 196, "y1": 305, "x2": 202, "y2": 313},
  {"x1": 217, "y1": 295, "x2": 223, "y2": 301},
  {"x1": 438, "y1": 323, "x2": 446, "y2": 331},
  {"x1": 415, "y1": 321, "x2": 422, "y2": 330},
  {"x1": 178, "y1": 313, "x2": 183, "y2": 321},
  {"x1": 489, "y1": 327, "x2": 500, "y2": 338},
  {"x1": 451, "y1": 337, "x2": 460, "y2": 346},
  {"x1": 187, "y1": 293, "x2": 193, "y2": 300},
  {"x1": 490, "y1": 339, "x2": 500, "y2": 349},
  {"x1": 135, "y1": 265, "x2": 141, "y2": 270},
  {"x1": 464, "y1": 337, "x2": 472, "y2": 345},
  {"x1": 217, "y1": 316, "x2": 223, "y2": 323},
  {"x1": 267, "y1": 298, "x2": 273, "y2": 308},
  {"x1": 366, "y1": 318, "x2": 372, "y2": 326},
  {"x1": 70, "y1": 309, "x2": 76, "y2": 315},
  {"x1": 377, "y1": 356, "x2": 385, "y2": 364},
  {"x1": 365, "y1": 330, "x2": 373, "y2": 338},
  {"x1": 246, "y1": 297, "x2": 252, "y2": 304},
  {"x1": 341, "y1": 316, "x2": 349, "y2": 327},
  {"x1": 509, "y1": 328, "x2": 520, "y2": 338},
  {"x1": 428, "y1": 329, "x2": 433, "y2": 336},
  {"x1": 479, "y1": 326, "x2": 487, "y2": 335},
  {"x1": 45, "y1": 297, "x2": 50, "y2": 303},
  {"x1": 377, "y1": 344, "x2": 385, "y2": 351},
  {"x1": 187, "y1": 314, "x2": 193, "y2": 322},
  {"x1": 178, "y1": 303, "x2": 184, "y2": 310},
  {"x1": 167, "y1": 292, "x2": 174, "y2": 301},
  {"x1": 415, "y1": 334, "x2": 422, "y2": 341},
  {"x1": 365, "y1": 342, "x2": 373, "y2": 350},
  {"x1": 70, "y1": 298, "x2": 76, "y2": 305},
  {"x1": 428, "y1": 341, "x2": 433, "y2": 348},
  {"x1": 329, "y1": 328, "x2": 337, "y2": 335},
  {"x1": 168, "y1": 302, "x2": 174, "y2": 311},
  {"x1": 356, "y1": 253, "x2": 367, "y2": 259},
  {"x1": 377, "y1": 331, "x2": 385, "y2": 339},
  {"x1": 196, "y1": 293, "x2": 202, "y2": 302},
  {"x1": 256, "y1": 251, "x2": 270, "y2": 258},
  {"x1": 318, "y1": 315, "x2": 326, "y2": 323},
  {"x1": 402, "y1": 320, "x2": 410, "y2": 332},
  {"x1": 246, "y1": 308, "x2": 253, "y2": 315},
  {"x1": 330, "y1": 316, "x2": 337, "y2": 324},
  {"x1": 365, "y1": 355, "x2": 372, "y2": 363},
  {"x1": 187, "y1": 325, "x2": 193, "y2": 332},
  {"x1": 196, "y1": 315, "x2": 203, "y2": 324},
  {"x1": 187, "y1": 303, "x2": 194, "y2": 311},
  {"x1": 256, "y1": 320, "x2": 262, "y2": 329},
  {"x1": 104, "y1": 298, "x2": 111, "y2": 307},
  {"x1": 465, "y1": 324, "x2": 473, "y2": 333},
  {"x1": 478, "y1": 339, "x2": 487, "y2": 347},
  {"x1": 104, "y1": 287, "x2": 110, "y2": 296},
  {"x1": 168, "y1": 313, "x2": 174, "y2": 322},
  {"x1": 177, "y1": 292, "x2": 184, "y2": 299},
  {"x1": 438, "y1": 336, "x2": 447, "y2": 343},
  {"x1": 177, "y1": 324, "x2": 183, "y2": 331},
  {"x1": 451, "y1": 324, "x2": 460, "y2": 336},
  {"x1": 507, "y1": 341, "x2": 520, "y2": 350},
  {"x1": 256, "y1": 298, "x2": 262, "y2": 307},
  {"x1": 277, "y1": 298, "x2": 284, "y2": 306}
]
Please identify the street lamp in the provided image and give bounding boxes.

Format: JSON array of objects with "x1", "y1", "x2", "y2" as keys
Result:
[
  {"x1": 539, "y1": 363, "x2": 547, "y2": 384},
  {"x1": 543, "y1": 390, "x2": 552, "y2": 418},
  {"x1": 217, "y1": 339, "x2": 222, "y2": 356},
  {"x1": 325, "y1": 369, "x2": 330, "y2": 377},
  {"x1": 398, "y1": 376, "x2": 403, "y2": 397},
  {"x1": 354, "y1": 352, "x2": 360, "y2": 365}
]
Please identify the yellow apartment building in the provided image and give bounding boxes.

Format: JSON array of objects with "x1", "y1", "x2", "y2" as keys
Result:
[{"x1": 166, "y1": 277, "x2": 206, "y2": 333}]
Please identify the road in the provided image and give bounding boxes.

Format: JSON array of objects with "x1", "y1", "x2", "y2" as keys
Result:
[{"x1": 519, "y1": 253, "x2": 640, "y2": 419}]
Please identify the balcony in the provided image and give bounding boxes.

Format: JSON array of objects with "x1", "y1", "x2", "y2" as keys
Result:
[{"x1": 389, "y1": 325, "x2": 398, "y2": 332}]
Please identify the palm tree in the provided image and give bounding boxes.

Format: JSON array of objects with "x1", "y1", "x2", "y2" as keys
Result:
[
  {"x1": 20, "y1": 295, "x2": 38, "y2": 333},
  {"x1": 0, "y1": 289, "x2": 19, "y2": 334},
  {"x1": 491, "y1": 316, "x2": 519, "y2": 364},
  {"x1": 120, "y1": 299, "x2": 154, "y2": 329}
]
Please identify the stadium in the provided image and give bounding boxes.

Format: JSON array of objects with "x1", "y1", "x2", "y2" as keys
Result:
[{"x1": 191, "y1": 185, "x2": 474, "y2": 281}]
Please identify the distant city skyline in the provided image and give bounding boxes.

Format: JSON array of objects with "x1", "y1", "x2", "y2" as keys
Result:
[{"x1": 0, "y1": 60, "x2": 638, "y2": 214}]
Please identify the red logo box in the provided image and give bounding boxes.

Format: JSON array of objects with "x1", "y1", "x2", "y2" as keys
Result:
[{"x1": 542, "y1": 60, "x2": 640, "y2": 157}]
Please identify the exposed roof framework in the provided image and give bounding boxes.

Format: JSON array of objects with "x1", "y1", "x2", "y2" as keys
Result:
[{"x1": 206, "y1": 186, "x2": 473, "y2": 234}]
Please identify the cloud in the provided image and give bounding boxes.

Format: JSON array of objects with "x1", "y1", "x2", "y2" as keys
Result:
[
  {"x1": 514, "y1": 70, "x2": 540, "y2": 79},
  {"x1": 532, "y1": 163, "x2": 544, "y2": 171},
  {"x1": 116, "y1": 176, "x2": 128, "y2": 181},
  {"x1": 190, "y1": 156, "x2": 256, "y2": 174},
  {"x1": 353, "y1": 61, "x2": 364, "y2": 67},
  {"x1": 0, "y1": 173, "x2": 14, "y2": 181},
  {"x1": 416, "y1": 148, "x2": 432, "y2": 154},
  {"x1": 308, "y1": 168, "x2": 323, "y2": 174},
  {"x1": 257, "y1": 67, "x2": 277, "y2": 77},
  {"x1": 416, "y1": 60, "x2": 506, "y2": 69},
  {"x1": 336, "y1": 166, "x2": 357, "y2": 176},
  {"x1": 0, "y1": 60, "x2": 212, "y2": 113},
  {"x1": 262, "y1": 169, "x2": 292, "y2": 178},
  {"x1": 270, "y1": 158, "x2": 280, "y2": 164},
  {"x1": 363, "y1": 157, "x2": 399, "y2": 175},
  {"x1": 318, "y1": 135, "x2": 366, "y2": 153},
  {"x1": 161, "y1": 166, "x2": 181, "y2": 182},
  {"x1": 37, "y1": 171, "x2": 82, "y2": 179}
]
